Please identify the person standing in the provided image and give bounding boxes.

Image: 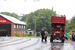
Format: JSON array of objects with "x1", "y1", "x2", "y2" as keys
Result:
[
  {"x1": 70, "y1": 34, "x2": 72, "y2": 40},
  {"x1": 65, "y1": 31, "x2": 68, "y2": 41},
  {"x1": 41, "y1": 29, "x2": 45, "y2": 42},
  {"x1": 44, "y1": 30, "x2": 48, "y2": 42}
]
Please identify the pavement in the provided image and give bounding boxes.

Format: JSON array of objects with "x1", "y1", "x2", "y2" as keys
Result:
[
  {"x1": 0, "y1": 37, "x2": 75, "y2": 50},
  {"x1": 67, "y1": 40, "x2": 75, "y2": 45}
]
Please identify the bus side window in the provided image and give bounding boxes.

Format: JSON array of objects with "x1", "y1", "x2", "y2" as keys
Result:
[{"x1": 52, "y1": 26, "x2": 55, "y2": 31}]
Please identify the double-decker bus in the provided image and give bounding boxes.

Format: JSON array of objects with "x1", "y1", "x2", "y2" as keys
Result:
[{"x1": 50, "y1": 15, "x2": 66, "y2": 42}]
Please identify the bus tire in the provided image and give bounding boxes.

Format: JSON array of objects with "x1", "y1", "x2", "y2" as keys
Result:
[
  {"x1": 62, "y1": 39, "x2": 64, "y2": 43},
  {"x1": 50, "y1": 37, "x2": 53, "y2": 43}
]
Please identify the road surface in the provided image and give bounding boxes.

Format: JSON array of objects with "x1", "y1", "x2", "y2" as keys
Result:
[{"x1": 0, "y1": 37, "x2": 75, "y2": 50}]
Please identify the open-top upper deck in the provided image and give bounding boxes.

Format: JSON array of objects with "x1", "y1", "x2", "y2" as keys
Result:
[{"x1": 51, "y1": 16, "x2": 66, "y2": 24}]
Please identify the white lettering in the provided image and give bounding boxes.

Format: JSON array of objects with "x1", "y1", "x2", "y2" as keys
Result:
[{"x1": 0, "y1": 20, "x2": 6, "y2": 22}]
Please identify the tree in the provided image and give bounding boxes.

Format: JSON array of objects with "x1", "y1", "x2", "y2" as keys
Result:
[
  {"x1": 0, "y1": 12, "x2": 19, "y2": 19},
  {"x1": 27, "y1": 9, "x2": 56, "y2": 33},
  {"x1": 70, "y1": 16, "x2": 75, "y2": 25},
  {"x1": 66, "y1": 16, "x2": 75, "y2": 38},
  {"x1": 20, "y1": 14, "x2": 28, "y2": 22},
  {"x1": 65, "y1": 20, "x2": 70, "y2": 32},
  {"x1": 67, "y1": 16, "x2": 75, "y2": 32}
]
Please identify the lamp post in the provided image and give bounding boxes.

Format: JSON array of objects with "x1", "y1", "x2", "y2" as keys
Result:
[
  {"x1": 35, "y1": 20, "x2": 36, "y2": 36},
  {"x1": 52, "y1": 7, "x2": 53, "y2": 15},
  {"x1": 50, "y1": 7, "x2": 53, "y2": 35},
  {"x1": 34, "y1": 16, "x2": 45, "y2": 36},
  {"x1": 26, "y1": 15, "x2": 28, "y2": 36},
  {"x1": 24, "y1": 0, "x2": 27, "y2": 36}
]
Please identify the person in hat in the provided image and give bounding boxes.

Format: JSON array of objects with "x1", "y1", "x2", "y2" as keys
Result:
[{"x1": 41, "y1": 29, "x2": 45, "y2": 42}]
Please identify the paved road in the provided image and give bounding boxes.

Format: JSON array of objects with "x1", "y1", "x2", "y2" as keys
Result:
[{"x1": 0, "y1": 37, "x2": 75, "y2": 50}]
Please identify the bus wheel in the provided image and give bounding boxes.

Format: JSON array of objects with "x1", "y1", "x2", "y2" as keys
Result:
[
  {"x1": 62, "y1": 39, "x2": 64, "y2": 43},
  {"x1": 50, "y1": 38, "x2": 53, "y2": 43}
]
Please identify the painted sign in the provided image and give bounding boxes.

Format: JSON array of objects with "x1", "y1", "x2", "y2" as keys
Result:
[
  {"x1": 0, "y1": 16, "x2": 11, "y2": 24},
  {"x1": 0, "y1": 20, "x2": 6, "y2": 22}
]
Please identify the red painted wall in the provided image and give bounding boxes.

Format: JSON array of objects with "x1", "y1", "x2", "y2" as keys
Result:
[
  {"x1": 11, "y1": 23, "x2": 14, "y2": 36},
  {"x1": 14, "y1": 25, "x2": 26, "y2": 36},
  {"x1": 0, "y1": 16, "x2": 11, "y2": 24}
]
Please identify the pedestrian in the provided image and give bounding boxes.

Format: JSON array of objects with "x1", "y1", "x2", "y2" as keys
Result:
[
  {"x1": 44, "y1": 30, "x2": 48, "y2": 42},
  {"x1": 70, "y1": 34, "x2": 72, "y2": 40},
  {"x1": 72, "y1": 31, "x2": 74, "y2": 41},
  {"x1": 64, "y1": 31, "x2": 68, "y2": 41},
  {"x1": 41, "y1": 29, "x2": 45, "y2": 42},
  {"x1": 73, "y1": 33, "x2": 75, "y2": 41}
]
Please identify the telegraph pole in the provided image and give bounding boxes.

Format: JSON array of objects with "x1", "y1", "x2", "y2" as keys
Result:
[
  {"x1": 34, "y1": 0, "x2": 40, "y2": 36},
  {"x1": 52, "y1": 7, "x2": 53, "y2": 15},
  {"x1": 35, "y1": 20, "x2": 36, "y2": 36},
  {"x1": 24, "y1": 0, "x2": 27, "y2": 36},
  {"x1": 26, "y1": 15, "x2": 28, "y2": 36},
  {"x1": 50, "y1": 7, "x2": 53, "y2": 35}
]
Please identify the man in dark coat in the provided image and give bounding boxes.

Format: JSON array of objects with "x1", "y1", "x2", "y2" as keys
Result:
[{"x1": 41, "y1": 29, "x2": 45, "y2": 42}]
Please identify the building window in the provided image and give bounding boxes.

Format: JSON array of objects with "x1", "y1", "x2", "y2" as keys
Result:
[
  {"x1": 17, "y1": 25, "x2": 19, "y2": 31},
  {"x1": 17, "y1": 25, "x2": 18, "y2": 30},
  {"x1": 14, "y1": 25, "x2": 16, "y2": 31},
  {"x1": 24, "y1": 25, "x2": 25, "y2": 31},
  {"x1": 22, "y1": 25, "x2": 23, "y2": 31},
  {"x1": 18, "y1": 25, "x2": 19, "y2": 31},
  {"x1": 20, "y1": 25, "x2": 21, "y2": 31}
]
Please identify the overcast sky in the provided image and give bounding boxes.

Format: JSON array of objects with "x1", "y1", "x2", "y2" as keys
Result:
[{"x1": 0, "y1": 0, "x2": 75, "y2": 20}]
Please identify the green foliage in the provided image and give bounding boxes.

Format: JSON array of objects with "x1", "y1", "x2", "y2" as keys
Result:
[
  {"x1": 70, "y1": 16, "x2": 75, "y2": 25},
  {"x1": 0, "y1": 9, "x2": 56, "y2": 34},
  {"x1": 20, "y1": 14, "x2": 28, "y2": 22},
  {"x1": 43, "y1": 27, "x2": 48, "y2": 30},
  {"x1": 67, "y1": 16, "x2": 75, "y2": 32},
  {"x1": 27, "y1": 9, "x2": 56, "y2": 33},
  {"x1": 15, "y1": 32, "x2": 20, "y2": 37},
  {"x1": 66, "y1": 16, "x2": 75, "y2": 38},
  {"x1": 0, "y1": 12, "x2": 19, "y2": 19},
  {"x1": 67, "y1": 29, "x2": 75, "y2": 38},
  {"x1": 22, "y1": 33, "x2": 25, "y2": 36},
  {"x1": 65, "y1": 20, "x2": 70, "y2": 32},
  {"x1": 67, "y1": 24, "x2": 75, "y2": 29}
]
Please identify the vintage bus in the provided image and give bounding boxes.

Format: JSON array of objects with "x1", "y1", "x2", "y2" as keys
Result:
[{"x1": 50, "y1": 15, "x2": 66, "y2": 42}]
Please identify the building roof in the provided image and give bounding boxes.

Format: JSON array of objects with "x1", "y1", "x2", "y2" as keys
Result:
[{"x1": 0, "y1": 14, "x2": 26, "y2": 25}]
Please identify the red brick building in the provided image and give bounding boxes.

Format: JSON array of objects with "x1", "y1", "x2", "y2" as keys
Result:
[{"x1": 0, "y1": 14, "x2": 26, "y2": 36}]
